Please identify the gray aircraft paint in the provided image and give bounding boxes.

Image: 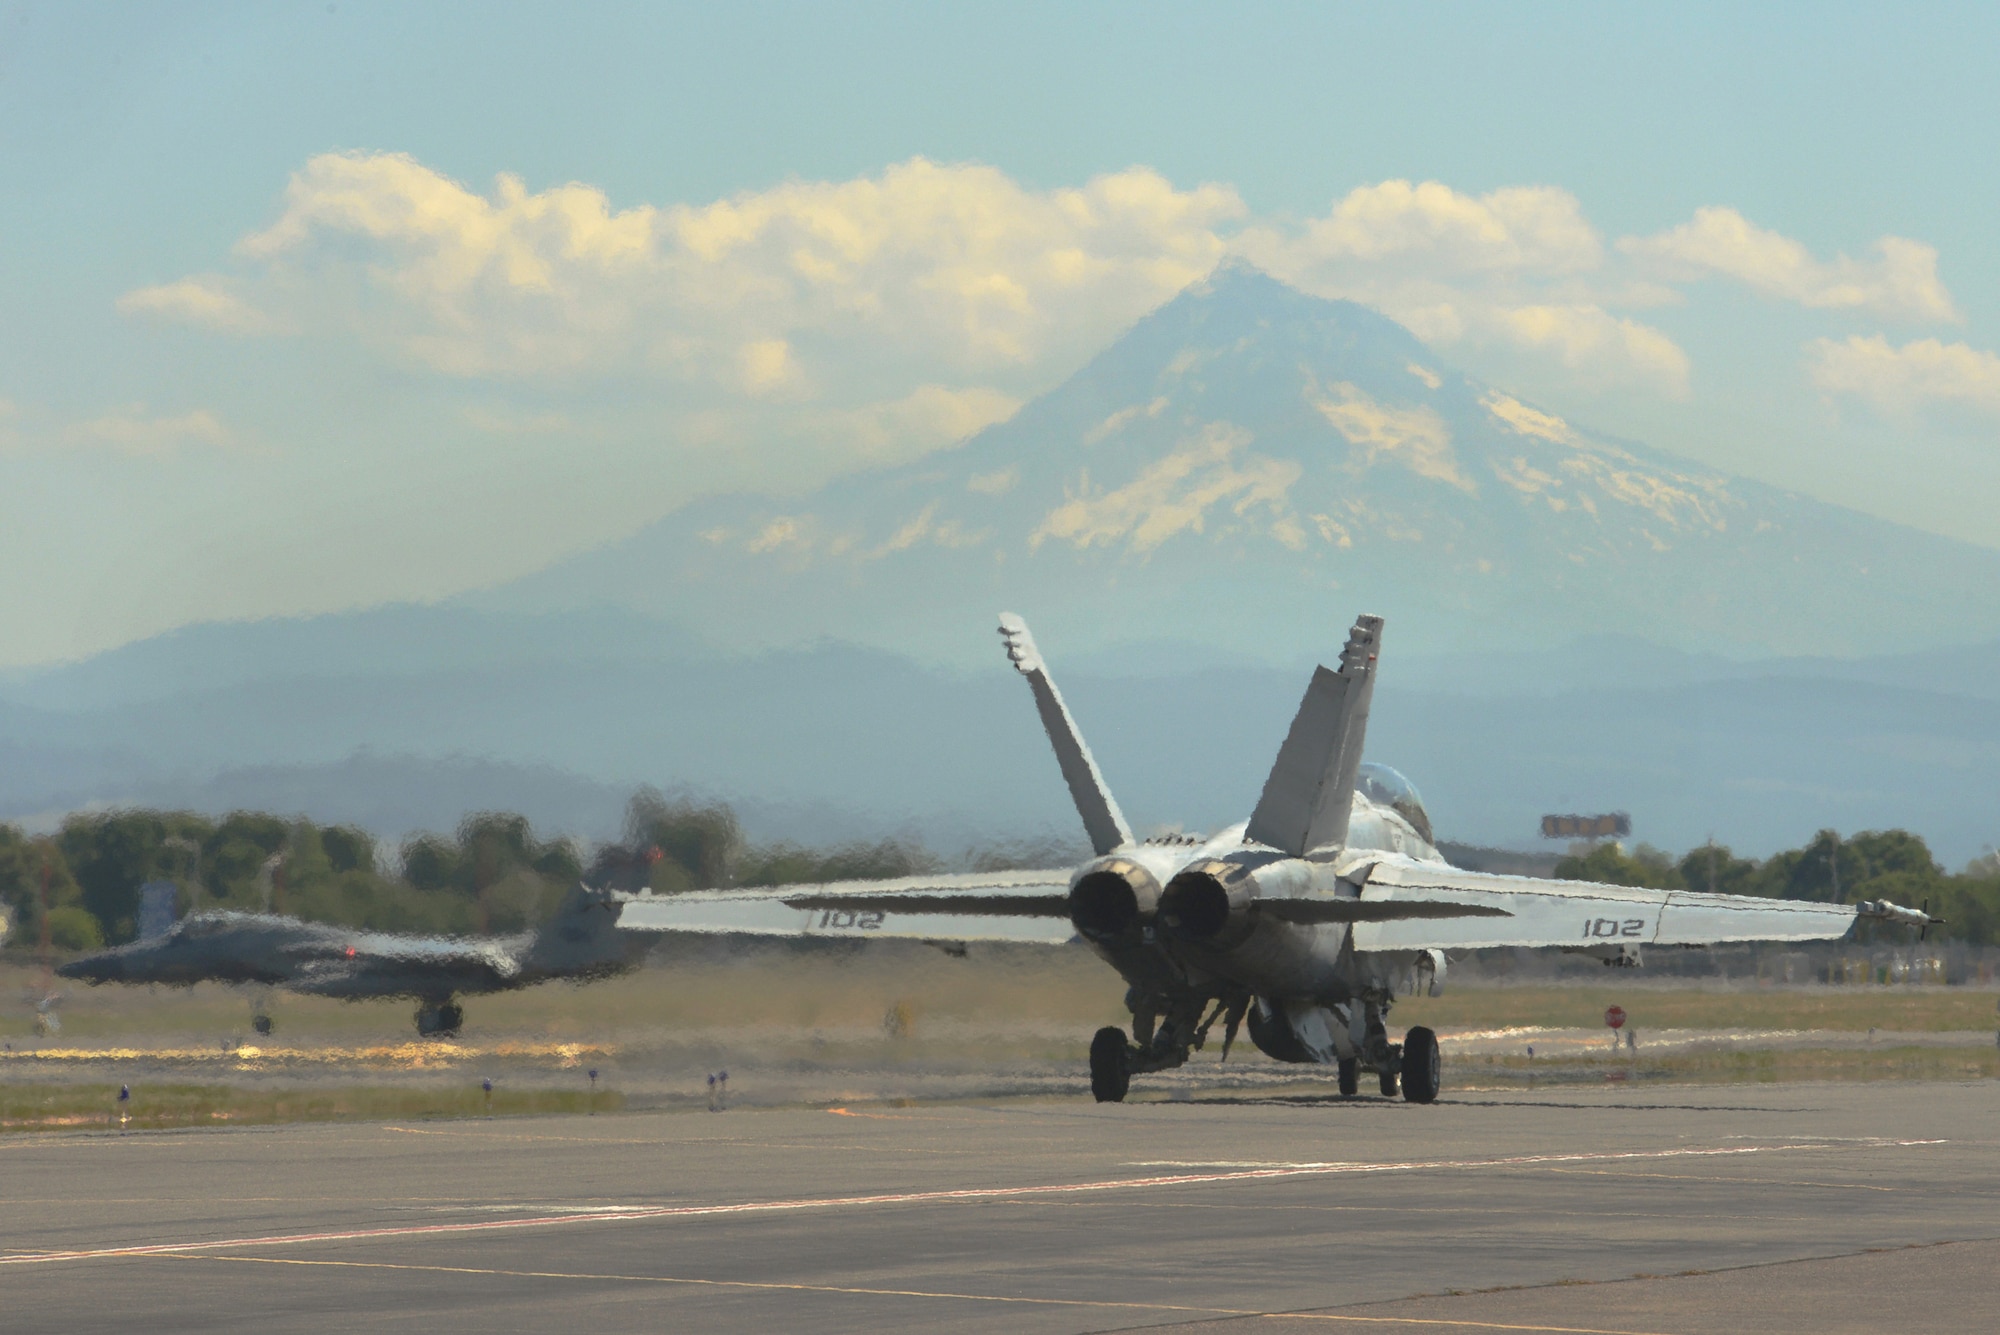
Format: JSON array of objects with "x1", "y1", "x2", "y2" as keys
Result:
[{"x1": 58, "y1": 885, "x2": 646, "y2": 1035}]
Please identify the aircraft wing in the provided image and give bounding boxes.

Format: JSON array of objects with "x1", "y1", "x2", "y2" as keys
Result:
[
  {"x1": 611, "y1": 870, "x2": 1078, "y2": 945},
  {"x1": 1345, "y1": 855, "x2": 1868, "y2": 952}
]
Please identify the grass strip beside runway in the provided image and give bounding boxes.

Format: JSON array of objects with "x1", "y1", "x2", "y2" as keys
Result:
[{"x1": 0, "y1": 1082, "x2": 622, "y2": 1132}]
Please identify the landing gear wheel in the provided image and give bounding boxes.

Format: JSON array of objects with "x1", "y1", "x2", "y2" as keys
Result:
[
  {"x1": 1379, "y1": 1067, "x2": 1400, "y2": 1098},
  {"x1": 1089, "y1": 1026, "x2": 1131, "y2": 1103},
  {"x1": 1337, "y1": 1057, "x2": 1359, "y2": 1098},
  {"x1": 1401, "y1": 1025, "x2": 1440, "y2": 1104},
  {"x1": 251, "y1": 1014, "x2": 273, "y2": 1037},
  {"x1": 416, "y1": 1001, "x2": 464, "y2": 1039}
]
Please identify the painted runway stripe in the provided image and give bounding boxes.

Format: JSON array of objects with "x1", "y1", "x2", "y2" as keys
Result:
[
  {"x1": 160, "y1": 1253, "x2": 1687, "y2": 1334},
  {"x1": 0, "y1": 1137, "x2": 1942, "y2": 1268}
]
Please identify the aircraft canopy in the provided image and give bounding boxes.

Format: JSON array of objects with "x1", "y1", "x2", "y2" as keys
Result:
[{"x1": 1358, "y1": 762, "x2": 1433, "y2": 844}]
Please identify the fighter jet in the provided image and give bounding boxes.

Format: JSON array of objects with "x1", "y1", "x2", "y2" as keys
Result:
[
  {"x1": 615, "y1": 613, "x2": 1936, "y2": 1103},
  {"x1": 57, "y1": 884, "x2": 645, "y2": 1037}
]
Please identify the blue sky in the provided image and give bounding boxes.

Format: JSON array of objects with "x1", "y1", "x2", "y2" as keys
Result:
[{"x1": 3, "y1": 1, "x2": 1997, "y2": 665}]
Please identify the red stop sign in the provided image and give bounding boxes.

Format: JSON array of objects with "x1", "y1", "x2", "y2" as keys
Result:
[{"x1": 1605, "y1": 1005, "x2": 1627, "y2": 1030}]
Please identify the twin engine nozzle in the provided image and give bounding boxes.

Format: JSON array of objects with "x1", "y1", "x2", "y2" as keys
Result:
[
  {"x1": 1067, "y1": 858, "x2": 1161, "y2": 939},
  {"x1": 1158, "y1": 860, "x2": 1257, "y2": 950},
  {"x1": 1066, "y1": 855, "x2": 1261, "y2": 951}
]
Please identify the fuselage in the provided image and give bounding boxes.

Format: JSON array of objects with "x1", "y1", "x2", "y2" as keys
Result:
[
  {"x1": 1066, "y1": 787, "x2": 1445, "y2": 1011},
  {"x1": 58, "y1": 911, "x2": 535, "y2": 1000}
]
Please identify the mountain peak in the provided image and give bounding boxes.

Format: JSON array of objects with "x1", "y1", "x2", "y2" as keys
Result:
[{"x1": 487, "y1": 273, "x2": 2000, "y2": 665}]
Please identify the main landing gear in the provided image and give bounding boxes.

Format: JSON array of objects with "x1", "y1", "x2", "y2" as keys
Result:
[
  {"x1": 1400, "y1": 1025, "x2": 1440, "y2": 1104},
  {"x1": 1089, "y1": 993, "x2": 1231, "y2": 1103},
  {"x1": 415, "y1": 999, "x2": 464, "y2": 1038},
  {"x1": 1087, "y1": 1009, "x2": 1443, "y2": 1104},
  {"x1": 1089, "y1": 1026, "x2": 1131, "y2": 1103}
]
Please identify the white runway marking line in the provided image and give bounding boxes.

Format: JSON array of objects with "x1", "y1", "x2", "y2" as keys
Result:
[{"x1": 0, "y1": 1137, "x2": 1944, "y2": 1269}]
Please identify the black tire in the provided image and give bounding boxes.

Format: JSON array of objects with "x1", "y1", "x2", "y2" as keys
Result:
[
  {"x1": 1402, "y1": 1026, "x2": 1441, "y2": 1104},
  {"x1": 1378, "y1": 1066, "x2": 1400, "y2": 1098},
  {"x1": 251, "y1": 1014, "x2": 273, "y2": 1037},
  {"x1": 1337, "y1": 1057, "x2": 1359, "y2": 1098},
  {"x1": 1089, "y1": 1026, "x2": 1131, "y2": 1103},
  {"x1": 416, "y1": 1002, "x2": 462, "y2": 1039}
]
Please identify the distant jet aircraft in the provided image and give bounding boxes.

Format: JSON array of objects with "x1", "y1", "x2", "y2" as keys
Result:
[
  {"x1": 617, "y1": 613, "x2": 1936, "y2": 1103},
  {"x1": 58, "y1": 884, "x2": 646, "y2": 1037}
]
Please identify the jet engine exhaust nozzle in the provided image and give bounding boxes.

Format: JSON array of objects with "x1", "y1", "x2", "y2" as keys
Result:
[
  {"x1": 1068, "y1": 860, "x2": 1162, "y2": 940},
  {"x1": 1159, "y1": 861, "x2": 1255, "y2": 950}
]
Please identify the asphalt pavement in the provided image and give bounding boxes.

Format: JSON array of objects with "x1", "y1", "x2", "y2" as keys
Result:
[{"x1": 3, "y1": 1080, "x2": 1995, "y2": 1334}]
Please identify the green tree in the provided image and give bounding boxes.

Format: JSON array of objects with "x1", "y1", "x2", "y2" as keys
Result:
[
  {"x1": 736, "y1": 838, "x2": 937, "y2": 888},
  {"x1": 0, "y1": 826, "x2": 85, "y2": 950},
  {"x1": 44, "y1": 905, "x2": 103, "y2": 951},
  {"x1": 1553, "y1": 841, "x2": 1684, "y2": 889},
  {"x1": 201, "y1": 812, "x2": 289, "y2": 907},
  {"x1": 57, "y1": 809, "x2": 214, "y2": 943},
  {"x1": 320, "y1": 825, "x2": 375, "y2": 875},
  {"x1": 1675, "y1": 841, "x2": 1761, "y2": 896},
  {"x1": 623, "y1": 789, "x2": 741, "y2": 891}
]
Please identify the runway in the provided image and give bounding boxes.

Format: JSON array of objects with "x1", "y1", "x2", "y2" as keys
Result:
[{"x1": 3, "y1": 1081, "x2": 1996, "y2": 1333}]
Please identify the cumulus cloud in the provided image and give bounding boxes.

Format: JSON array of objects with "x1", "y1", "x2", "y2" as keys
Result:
[
  {"x1": 118, "y1": 153, "x2": 1967, "y2": 464},
  {"x1": 1490, "y1": 304, "x2": 1692, "y2": 397},
  {"x1": 116, "y1": 278, "x2": 278, "y2": 334},
  {"x1": 64, "y1": 407, "x2": 236, "y2": 458},
  {"x1": 1622, "y1": 208, "x2": 1958, "y2": 322},
  {"x1": 199, "y1": 151, "x2": 1242, "y2": 384},
  {"x1": 1807, "y1": 335, "x2": 2000, "y2": 417},
  {"x1": 1239, "y1": 180, "x2": 1687, "y2": 394},
  {"x1": 1271, "y1": 179, "x2": 1602, "y2": 274}
]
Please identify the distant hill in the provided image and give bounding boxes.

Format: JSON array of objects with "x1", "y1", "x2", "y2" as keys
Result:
[{"x1": 5, "y1": 614, "x2": 1998, "y2": 864}]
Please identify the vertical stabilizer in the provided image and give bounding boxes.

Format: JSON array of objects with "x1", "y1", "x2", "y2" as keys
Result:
[
  {"x1": 137, "y1": 881, "x2": 179, "y2": 941},
  {"x1": 1244, "y1": 615, "x2": 1384, "y2": 856},
  {"x1": 523, "y1": 885, "x2": 638, "y2": 977},
  {"x1": 998, "y1": 614, "x2": 1133, "y2": 856}
]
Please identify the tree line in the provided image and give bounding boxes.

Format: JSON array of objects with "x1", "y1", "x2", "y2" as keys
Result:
[
  {"x1": 9, "y1": 794, "x2": 1994, "y2": 953},
  {"x1": 0, "y1": 788, "x2": 946, "y2": 952}
]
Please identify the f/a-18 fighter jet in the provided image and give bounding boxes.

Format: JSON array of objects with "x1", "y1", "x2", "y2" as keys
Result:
[
  {"x1": 615, "y1": 613, "x2": 1936, "y2": 1103},
  {"x1": 58, "y1": 884, "x2": 644, "y2": 1037}
]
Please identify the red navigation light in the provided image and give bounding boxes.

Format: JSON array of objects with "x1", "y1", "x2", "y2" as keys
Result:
[{"x1": 345, "y1": 945, "x2": 357, "y2": 958}]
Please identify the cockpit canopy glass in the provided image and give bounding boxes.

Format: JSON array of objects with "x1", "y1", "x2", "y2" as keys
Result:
[
  {"x1": 1357, "y1": 762, "x2": 1434, "y2": 845},
  {"x1": 172, "y1": 914, "x2": 233, "y2": 939}
]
